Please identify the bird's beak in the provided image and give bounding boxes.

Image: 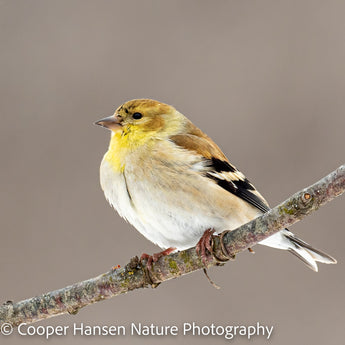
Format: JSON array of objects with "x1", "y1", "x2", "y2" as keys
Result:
[{"x1": 94, "y1": 115, "x2": 122, "y2": 131}]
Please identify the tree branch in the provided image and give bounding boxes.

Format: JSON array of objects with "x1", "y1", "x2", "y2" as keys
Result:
[{"x1": 1, "y1": 165, "x2": 344, "y2": 327}]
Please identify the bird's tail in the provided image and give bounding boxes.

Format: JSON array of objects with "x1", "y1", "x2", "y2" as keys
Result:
[{"x1": 259, "y1": 229, "x2": 337, "y2": 272}]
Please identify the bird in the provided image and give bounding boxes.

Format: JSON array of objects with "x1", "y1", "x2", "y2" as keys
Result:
[{"x1": 95, "y1": 99, "x2": 336, "y2": 272}]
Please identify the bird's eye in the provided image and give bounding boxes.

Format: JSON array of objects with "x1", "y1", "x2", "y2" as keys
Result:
[{"x1": 132, "y1": 112, "x2": 143, "y2": 120}]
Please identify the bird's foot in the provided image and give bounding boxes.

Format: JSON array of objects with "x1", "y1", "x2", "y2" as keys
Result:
[
  {"x1": 140, "y1": 247, "x2": 176, "y2": 271},
  {"x1": 196, "y1": 228, "x2": 216, "y2": 266}
]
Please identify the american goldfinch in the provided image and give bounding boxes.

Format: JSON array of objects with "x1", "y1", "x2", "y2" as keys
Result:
[{"x1": 95, "y1": 99, "x2": 336, "y2": 271}]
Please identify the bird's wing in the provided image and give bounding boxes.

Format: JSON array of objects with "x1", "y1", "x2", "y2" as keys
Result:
[
  {"x1": 203, "y1": 157, "x2": 270, "y2": 213},
  {"x1": 169, "y1": 122, "x2": 270, "y2": 213}
]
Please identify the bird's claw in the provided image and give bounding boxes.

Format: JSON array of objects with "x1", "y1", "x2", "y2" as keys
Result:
[
  {"x1": 196, "y1": 228, "x2": 216, "y2": 266},
  {"x1": 140, "y1": 247, "x2": 176, "y2": 271}
]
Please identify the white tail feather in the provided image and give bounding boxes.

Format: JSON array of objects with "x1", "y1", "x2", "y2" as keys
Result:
[{"x1": 259, "y1": 229, "x2": 337, "y2": 271}]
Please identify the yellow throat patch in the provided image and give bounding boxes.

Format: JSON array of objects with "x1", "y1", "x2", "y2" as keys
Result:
[{"x1": 104, "y1": 127, "x2": 154, "y2": 172}]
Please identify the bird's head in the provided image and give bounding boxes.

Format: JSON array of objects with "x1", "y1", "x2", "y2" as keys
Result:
[{"x1": 95, "y1": 99, "x2": 184, "y2": 144}]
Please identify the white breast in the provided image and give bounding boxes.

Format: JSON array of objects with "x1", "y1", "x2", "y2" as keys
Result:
[{"x1": 100, "y1": 159, "x2": 150, "y2": 239}]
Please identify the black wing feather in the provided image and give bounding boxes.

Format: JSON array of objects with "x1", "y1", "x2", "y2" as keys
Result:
[{"x1": 205, "y1": 158, "x2": 270, "y2": 213}]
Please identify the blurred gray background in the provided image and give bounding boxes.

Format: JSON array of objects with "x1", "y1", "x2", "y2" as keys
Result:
[{"x1": 0, "y1": 1, "x2": 344, "y2": 344}]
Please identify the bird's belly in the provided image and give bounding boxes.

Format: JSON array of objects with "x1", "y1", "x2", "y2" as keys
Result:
[{"x1": 100, "y1": 160, "x2": 256, "y2": 250}]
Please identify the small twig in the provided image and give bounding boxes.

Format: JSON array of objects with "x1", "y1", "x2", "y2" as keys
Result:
[
  {"x1": 203, "y1": 268, "x2": 221, "y2": 289},
  {"x1": 0, "y1": 165, "x2": 344, "y2": 327}
]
